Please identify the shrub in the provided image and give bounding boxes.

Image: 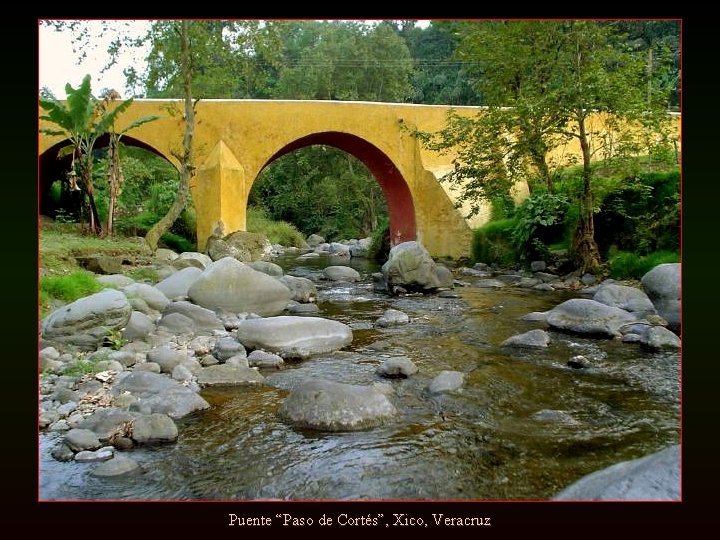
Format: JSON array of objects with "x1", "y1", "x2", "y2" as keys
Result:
[
  {"x1": 511, "y1": 192, "x2": 569, "y2": 261},
  {"x1": 246, "y1": 206, "x2": 306, "y2": 248},
  {"x1": 367, "y1": 217, "x2": 390, "y2": 262},
  {"x1": 472, "y1": 218, "x2": 518, "y2": 266},
  {"x1": 608, "y1": 250, "x2": 680, "y2": 280},
  {"x1": 160, "y1": 231, "x2": 195, "y2": 253}
]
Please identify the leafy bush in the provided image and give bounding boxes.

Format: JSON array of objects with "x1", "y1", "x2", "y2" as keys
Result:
[
  {"x1": 367, "y1": 216, "x2": 390, "y2": 262},
  {"x1": 511, "y1": 191, "x2": 569, "y2": 261},
  {"x1": 160, "y1": 231, "x2": 195, "y2": 253},
  {"x1": 247, "y1": 206, "x2": 306, "y2": 248},
  {"x1": 472, "y1": 218, "x2": 518, "y2": 266},
  {"x1": 595, "y1": 170, "x2": 680, "y2": 256},
  {"x1": 608, "y1": 250, "x2": 680, "y2": 280}
]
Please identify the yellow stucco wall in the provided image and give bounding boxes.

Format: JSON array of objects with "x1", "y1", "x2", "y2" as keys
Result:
[{"x1": 39, "y1": 100, "x2": 680, "y2": 259}]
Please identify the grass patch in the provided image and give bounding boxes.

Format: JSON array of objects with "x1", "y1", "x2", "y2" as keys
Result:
[
  {"x1": 40, "y1": 221, "x2": 152, "y2": 275},
  {"x1": 608, "y1": 250, "x2": 680, "y2": 280},
  {"x1": 472, "y1": 218, "x2": 518, "y2": 266},
  {"x1": 39, "y1": 271, "x2": 103, "y2": 317},
  {"x1": 160, "y1": 231, "x2": 194, "y2": 253},
  {"x1": 247, "y1": 207, "x2": 306, "y2": 248},
  {"x1": 124, "y1": 266, "x2": 160, "y2": 283}
]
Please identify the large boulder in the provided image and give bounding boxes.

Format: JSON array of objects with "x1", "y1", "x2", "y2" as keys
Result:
[
  {"x1": 177, "y1": 251, "x2": 213, "y2": 269},
  {"x1": 161, "y1": 301, "x2": 225, "y2": 335},
  {"x1": 112, "y1": 371, "x2": 210, "y2": 419},
  {"x1": 277, "y1": 275, "x2": 317, "y2": 303},
  {"x1": 155, "y1": 267, "x2": 203, "y2": 300},
  {"x1": 206, "y1": 231, "x2": 272, "y2": 263},
  {"x1": 188, "y1": 257, "x2": 291, "y2": 317},
  {"x1": 593, "y1": 283, "x2": 656, "y2": 316},
  {"x1": 279, "y1": 379, "x2": 397, "y2": 431},
  {"x1": 122, "y1": 311, "x2": 155, "y2": 341},
  {"x1": 235, "y1": 316, "x2": 353, "y2": 359},
  {"x1": 40, "y1": 289, "x2": 132, "y2": 351},
  {"x1": 324, "y1": 265, "x2": 361, "y2": 282},
  {"x1": 553, "y1": 445, "x2": 680, "y2": 501},
  {"x1": 641, "y1": 263, "x2": 681, "y2": 331},
  {"x1": 381, "y1": 241, "x2": 454, "y2": 293},
  {"x1": 122, "y1": 283, "x2": 170, "y2": 312},
  {"x1": 543, "y1": 298, "x2": 637, "y2": 337},
  {"x1": 350, "y1": 237, "x2": 372, "y2": 258},
  {"x1": 130, "y1": 413, "x2": 178, "y2": 444}
]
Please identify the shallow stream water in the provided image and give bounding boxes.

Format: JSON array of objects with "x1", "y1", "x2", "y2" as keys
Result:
[{"x1": 39, "y1": 254, "x2": 680, "y2": 500}]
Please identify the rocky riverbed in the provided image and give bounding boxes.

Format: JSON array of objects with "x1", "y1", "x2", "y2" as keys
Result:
[{"x1": 39, "y1": 239, "x2": 681, "y2": 501}]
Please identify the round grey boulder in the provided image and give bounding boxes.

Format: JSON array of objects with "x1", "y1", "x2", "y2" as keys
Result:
[
  {"x1": 161, "y1": 301, "x2": 225, "y2": 334},
  {"x1": 213, "y1": 336, "x2": 247, "y2": 361},
  {"x1": 248, "y1": 260, "x2": 284, "y2": 277},
  {"x1": 122, "y1": 311, "x2": 155, "y2": 341},
  {"x1": 64, "y1": 428, "x2": 102, "y2": 452},
  {"x1": 247, "y1": 350, "x2": 284, "y2": 369},
  {"x1": 122, "y1": 283, "x2": 170, "y2": 312},
  {"x1": 553, "y1": 445, "x2": 680, "y2": 501},
  {"x1": 324, "y1": 265, "x2": 361, "y2": 282},
  {"x1": 188, "y1": 257, "x2": 291, "y2": 316},
  {"x1": 375, "y1": 309, "x2": 410, "y2": 328},
  {"x1": 593, "y1": 283, "x2": 656, "y2": 316},
  {"x1": 544, "y1": 298, "x2": 637, "y2": 337},
  {"x1": 500, "y1": 329, "x2": 551, "y2": 348},
  {"x1": 236, "y1": 316, "x2": 353, "y2": 359},
  {"x1": 381, "y1": 241, "x2": 454, "y2": 293},
  {"x1": 277, "y1": 275, "x2": 317, "y2": 303},
  {"x1": 279, "y1": 379, "x2": 397, "y2": 431},
  {"x1": 112, "y1": 371, "x2": 210, "y2": 419},
  {"x1": 91, "y1": 455, "x2": 141, "y2": 477},
  {"x1": 130, "y1": 413, "x2": 178, "y2": 444},
  {"x1": 376, "y1": 356, "x2": 418, "y2": 378},
  {"x1": 155, "y1": 267, "x2": 203, "y2": 300},
  {"x1": 641, "y1": 263, "x2": 681, "y2": 331},
  {"x1": 40, "y1": 289, "x2": 132, "y2": 351},
  {"x1": 427, "y1": 370, "x2": 465, "y2": 394},
  {"x1": 196, "y1": 364, "x2": 265, "y2": 387}
]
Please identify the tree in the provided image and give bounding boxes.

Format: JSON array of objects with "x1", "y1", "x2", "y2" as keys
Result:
[
  {"x1": 98, "y1": 89, "x2": 158, "y2": 236},
  {"x1": 275, "y1": 21, "x2": 413, "y2": 102},
  {"x1": 40, "y1": 75, "x2": 152, "y2": 235},
  {"x1": 143, "y1": 20, "x2": 195, "y2": 251},
  {"x1": 413, "y1": 20, "x2": 675, "y2": 273}
]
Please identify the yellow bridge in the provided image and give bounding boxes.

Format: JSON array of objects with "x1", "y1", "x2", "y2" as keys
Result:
[{"x1": 39, "y1": 99, "x2": 678, "y2": 259}]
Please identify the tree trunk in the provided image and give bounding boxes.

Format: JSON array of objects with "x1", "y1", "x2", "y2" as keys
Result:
[
  {"x1": 572, "y1": 110, "x2": 602, "y2": 274},
  {"x1": 79, "y1": 155, "x2": 102, "y2": 235},
  {"x1": 145, "y1": 20, "x2": 195, "y2": 251},
  {"x1": 106, "y1": 133, "x2": 123, "y2": 237}
]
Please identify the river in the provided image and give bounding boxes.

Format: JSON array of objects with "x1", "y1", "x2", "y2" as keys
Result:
[{"x1": 39, "y1": 253, "x2": 680, "y2": 500}]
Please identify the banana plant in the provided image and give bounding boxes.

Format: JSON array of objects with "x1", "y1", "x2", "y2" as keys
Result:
[{"x1": 40, "y1": 75, "x2": 158, "y2": 235}]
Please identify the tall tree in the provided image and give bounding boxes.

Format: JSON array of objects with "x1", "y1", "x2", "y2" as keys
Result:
[
  {"x1": 275, "y1": 21, "x2": 413, "y2": 102},
  {"x1": 144, "y1": 20, "x2": 195, "y2": 251},
  {"x1": 413, "y1": 20, "x2": 675, "y2": 273},
  {"x1": 40, "y1": 75, "x2": 151, "y2": 235}
]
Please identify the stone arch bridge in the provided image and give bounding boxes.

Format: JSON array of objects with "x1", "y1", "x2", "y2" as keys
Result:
[{"x1": 39, "y1": 100, "x2": 674, "y2": 258}]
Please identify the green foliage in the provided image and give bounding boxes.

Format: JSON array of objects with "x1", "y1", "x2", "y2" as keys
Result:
[
  {"x1": 367, "y1": 217, "x2": 391, "y2": 262},
  {"x1": 160, "y1": 231, "x2": 194, "y2": 253},
  {"x1": 595, "y1": 169, "x2": 679, "y2": 256},
  {"x1": 124, "y1": 267, "x2": 160, "y2": 284},
  {"x1": 511, "y1": 192, "x2": 570, "y2": 260},
  {"x1": 246, "y1": 207, "x2": 306, "y2": 248},
  {"x1": 250, "y1": 145, "x2": 388, "y2": 241},
  {"x1": 608, "y1": 250, "x2": 680, "y2": 280},
  {"x1": 472, "y1": 219, "x2": 518, "y2": 266},
  {"x1": 40, "y1": 271, "x2": 103, "y2": 315},
  {"x1": 275, "y1": 21, "x2": 414, "y2": 102},
  {"x1": 103, "y1": 328, "x2": 127, "y2": 351},
  {"x1": 61, "y1": 357, "x2": 99, "y2": 377}
]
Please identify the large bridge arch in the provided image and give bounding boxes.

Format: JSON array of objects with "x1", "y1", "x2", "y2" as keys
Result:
[{"x1": 256, "y1": 131, "x2": 416, "y2": 245}]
